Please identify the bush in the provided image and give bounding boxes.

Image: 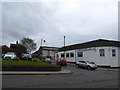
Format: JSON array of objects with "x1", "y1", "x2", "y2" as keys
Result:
[
  {"x1": 14, "y1": 57, "x2": 21, "y2": 61},
  {"x1": 32, "y1": 58, "x2": 39, "y2": 62}
]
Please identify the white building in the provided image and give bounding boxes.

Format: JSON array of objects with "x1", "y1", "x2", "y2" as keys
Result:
[{"x1": 57, "y1": 39, "x2": 120, "y2": 67}]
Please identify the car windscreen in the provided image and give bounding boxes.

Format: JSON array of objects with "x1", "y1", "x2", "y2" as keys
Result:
[{"x1": 6, "y1": 53, "x2": 15, "y2": 55}]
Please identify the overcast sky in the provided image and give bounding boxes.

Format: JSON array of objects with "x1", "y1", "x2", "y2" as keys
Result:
[{"x1": 2, "y1": 0, "x2": 119, "y2": 51}]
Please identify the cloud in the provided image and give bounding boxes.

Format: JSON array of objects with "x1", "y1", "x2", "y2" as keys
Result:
[{"x1": 2, "y1": 0, "x2": 118, "y2": 51}]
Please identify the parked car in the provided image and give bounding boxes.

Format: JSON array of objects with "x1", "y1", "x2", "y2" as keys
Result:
[
  {"x1": 3, "y1": 52, "x2": 16, "y2": 60},
  {"x1": 45, "y1": 58, "x2": 52, "y2": 63},
  {"x1": 20, "y1": 53, "x2": 32, "y2": 60},
  {"x1": 76, "y1": 60, "x2": 97, "y2": 70},
  {"x1": 56, "y1": 58, "x2": 67, "y2": 66}
]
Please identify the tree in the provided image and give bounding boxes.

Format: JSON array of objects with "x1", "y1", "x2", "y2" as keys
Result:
[
  {"x1": 9, "y1": 44, "x2": 27, "y2": 57},
  {"x1": 20, "y1": 37, "x2": 37, "y2": 53}
]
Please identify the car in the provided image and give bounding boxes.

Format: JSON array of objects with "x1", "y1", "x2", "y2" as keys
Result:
[
  {"x1": 3, "y1": 52, "x2": 16, "y2": 60},
  {"x1": 76, "y1": 60, "x2": 97, "y2": 70},
  {"x1": 56, "y1": 58, "x2": 67, "y2": 66},
  {"x1": 20, "y1": 53, "x2": 32, "y2": 60},
  {"x1": 45, "y1": 58, "x2": 52, "y2": 63}
]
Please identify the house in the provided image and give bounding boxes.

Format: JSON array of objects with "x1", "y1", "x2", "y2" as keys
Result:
[
  {"x1": 57, "y1": 39, "x2": 120, "y2": 67},
  {"x1": 0, "y1": 45, "x2": 10, "y2": 54},
  {"x1": 33, "y1": 46, "x2": 59, "y2": 60}
]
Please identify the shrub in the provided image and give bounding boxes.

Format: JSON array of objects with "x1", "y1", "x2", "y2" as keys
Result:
[
  {"x1": 14, "y1": 57, "x2": 21, "y2": 61},
  {"x1": 32, "y1": 58, "x2": 39, "y2": 62}
]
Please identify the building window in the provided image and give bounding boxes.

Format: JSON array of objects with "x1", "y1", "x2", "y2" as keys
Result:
[
  {"x1": 66, "y1": 53, "x2": 69, "y2": 58},
  {"x1": 61, "y1": 53, "x2": 64, "y2": 57},
  {"x1": 77, "y1": 52, "x2": 83, "y2": 57},
  {"x1": 70, "y1": 52, "x2": 74, "y2": 57},
  {"x1": 99, "y1": 49, "x2": 105, "y2": 56},
  {"x1": 112, "y1": 49, "x2": 116, "y2": 57}
]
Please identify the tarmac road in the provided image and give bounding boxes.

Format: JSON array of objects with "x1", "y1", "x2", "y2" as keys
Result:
[{"x1": 2, "y1": 64, "x2": 119, "y2": 88}]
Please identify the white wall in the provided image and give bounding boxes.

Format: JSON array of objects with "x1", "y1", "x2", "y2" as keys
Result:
[
  {"x1": 57, "y1": 46, "x2": 120, "y2": 67},
  {"x1": 76, "y1": 48, "x2": 97, "y2": 64},
  {"x1": 96, "y1": 47, "x2": 119, "y2": 67}
]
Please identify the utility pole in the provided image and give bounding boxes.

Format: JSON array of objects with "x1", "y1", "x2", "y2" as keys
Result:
[{"x1": 64, "y1": 36, "x2": 65, "y2": 60}]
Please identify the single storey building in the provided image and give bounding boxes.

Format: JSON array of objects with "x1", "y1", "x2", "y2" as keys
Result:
[
  {"x1": 33, "y1": 46, "x2": 59, "y2": 60},
  {"x1": 57, "y1": 39, "x2": 120, "y2": 67}
]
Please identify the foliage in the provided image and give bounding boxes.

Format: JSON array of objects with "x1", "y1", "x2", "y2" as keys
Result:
[
  {"x1": 32, "y1": 58, "x2": 39, "y2": 62},
  {"x1": 9, "y1": 44, "x2": 27, "y2": 57},
  {"x1": 14, "y1": 57, "x2": 21, "y2": 61},
  {"x1": 2, "y1": 60, "x2": 59, "y2": 67},
  {"x1": 20, "y1": 37, "x2": 37, "y2": 53}
]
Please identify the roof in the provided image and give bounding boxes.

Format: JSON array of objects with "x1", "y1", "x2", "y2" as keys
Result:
[
  {"x1": 32, "y1": 46, "x2": 60, "y2": 54},
  {"x1": 39, "y1": 46, "x2": 60, "y2": 50},
  {"x1": 59, "y1": 39, "x2": 120, "y2": 51},
  {"x1": 0, "y1": 45, "x2": 9, "y2": 48}
]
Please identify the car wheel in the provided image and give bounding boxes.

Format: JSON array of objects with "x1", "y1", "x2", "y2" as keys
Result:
[
  {"x1": 76, "y1": 64, "x2": 79, "y2": 68},
  {"x1": 87, "y1": 66, "x2": 91, "y2": 70}
]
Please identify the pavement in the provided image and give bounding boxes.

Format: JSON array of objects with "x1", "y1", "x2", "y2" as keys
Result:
[
  {"x1": 96, "y1": 67, "x2": 120, "y2": 71},
  {"x1": 0, "y1": 68, "x2": 73, "y2": 75},
  {"x1": 1, "y1": 67, "x2": 119, "y2": 75}
]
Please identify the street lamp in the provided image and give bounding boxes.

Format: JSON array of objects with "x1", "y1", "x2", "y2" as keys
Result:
[{"x1": 41, "y1": 39, "x2": 46, "y2": 47}]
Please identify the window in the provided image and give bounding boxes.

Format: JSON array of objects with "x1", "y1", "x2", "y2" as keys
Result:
[
  {"x1": 61, "y1": 53, "x2": 64, "y2": 57},
  {"x1": 66, "y1": 53, "x2": 69, "y2": 58},
  {"x1": 99, "y1": 49, "x2": 105, "y2": 56},
  {"x1": 77, "y1": 52, "x2": 83, "y2": 57},
  {"x1": 112, "y1": 49, "x2": 116, "y2": 57},
  {"x1": 70, "y1": 52, "x2": 74, "y2": 57}
]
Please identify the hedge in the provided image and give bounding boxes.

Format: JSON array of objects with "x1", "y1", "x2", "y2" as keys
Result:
[{"x1": 1, "y1": 60, "x2": 61, "y2": 71}]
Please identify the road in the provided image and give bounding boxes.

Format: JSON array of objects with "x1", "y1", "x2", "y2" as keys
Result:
[{"x1": 2, "y1": 64, "x2": 119, "y2": 88}]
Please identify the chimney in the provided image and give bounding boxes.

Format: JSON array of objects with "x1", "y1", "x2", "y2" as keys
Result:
[{"x1": 16, "y1": 41, "x2": 18, "y2": 44}]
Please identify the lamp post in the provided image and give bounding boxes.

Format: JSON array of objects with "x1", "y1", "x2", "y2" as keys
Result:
[
  {"x1": 41, "y1": 39, "x2": 46, "y2": 59},
  {"x1": 41, "y1": 39, "x2": 46, "y2": 47},
  {"x1": 41, "y1": 39, "x2": 42, "y2": 47}
]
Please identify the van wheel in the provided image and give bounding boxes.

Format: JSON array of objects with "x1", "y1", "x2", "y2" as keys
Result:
[
  {"x1": 76, "y1": 64, "x2": 79, "y2": 68},
  {"x1": 87, "y1": 66, "x2": 91, "y2": 70}
]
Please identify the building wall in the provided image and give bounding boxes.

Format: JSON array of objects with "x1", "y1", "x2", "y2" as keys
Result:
[
  {"x1": 43, "y1": 50, "x2": 48, "y2": 57},
  {"x1": 42, "y1": 50, "x2": 56, "y2": 59},
  {"x1": 57, "y1": 46, "x2": 119, "y2": 67}
]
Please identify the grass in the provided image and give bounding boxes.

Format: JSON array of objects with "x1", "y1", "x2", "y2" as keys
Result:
[{"x1": 1, "y1": 60, "x2": 59, "y2": 67}]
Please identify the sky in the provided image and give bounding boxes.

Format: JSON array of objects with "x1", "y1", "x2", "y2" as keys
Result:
[{"x1": 1, "y1": 0, "x2": 119, "y2": 51}]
